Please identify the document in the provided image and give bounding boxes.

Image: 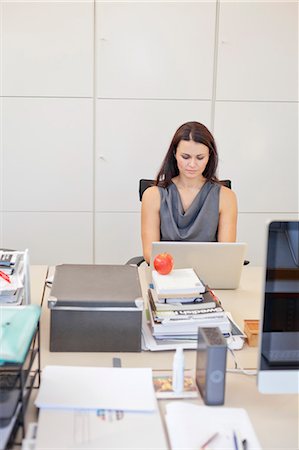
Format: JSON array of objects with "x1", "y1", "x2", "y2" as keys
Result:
[
  {"x1": 35, "y1": 408, "x2": 168, "y2": 449},
  {"x1": 35, "y1": 366, "x2": 156, "y2": 412},
  {"x1": 165, "y1": 402, "x2": 262, "y2": 450}
]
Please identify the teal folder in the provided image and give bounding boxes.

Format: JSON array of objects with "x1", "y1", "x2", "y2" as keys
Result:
[{"x1": 0, "y1": 305, "x2": 41, "y2": 365}]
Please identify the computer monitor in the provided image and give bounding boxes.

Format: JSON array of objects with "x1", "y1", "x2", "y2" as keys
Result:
[{"x1": 257, "y1": 221, "x2": 299, "y2": 394}]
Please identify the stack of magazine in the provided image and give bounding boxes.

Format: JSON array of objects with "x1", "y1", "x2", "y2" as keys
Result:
[
  {"x1": 146, "y1": 268, "x2": 231, "y2": 347},
  {"x1": 0, "y1": 250, "x2": 30, "y2": 305}
]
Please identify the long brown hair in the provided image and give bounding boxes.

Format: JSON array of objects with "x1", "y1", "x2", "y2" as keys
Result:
[{"x1": 156, "y1": 121, "x2": 219, "y2": 188}]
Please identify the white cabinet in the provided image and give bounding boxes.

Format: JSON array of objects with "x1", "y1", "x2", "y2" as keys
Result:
[
  {"x1": 3, "y1": 212, "x2": 93, "y2": 265},
  {"x1": 2, "y1": 98, "x2": 93, "y2": 211},
  {"x1": 2, "y1": 1, "x2": 94, "y2": 97},
  {"x1": 217, "y1": 2, "x2": 298, "y2": 101},
  {"x1": 95, "y1": 212, "x2": 142, "y2": 264},
  {"x1": 214, "y1": 101, "x2": 298, "y2": 213},
  {"x1": 96, "y1": 2, "x2": 216, "y2": 99}
]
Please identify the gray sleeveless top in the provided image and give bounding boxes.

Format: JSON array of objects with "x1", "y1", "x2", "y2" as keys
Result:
[{"x1": 158, "y1": 181, "x2": 220, "y2": 242}]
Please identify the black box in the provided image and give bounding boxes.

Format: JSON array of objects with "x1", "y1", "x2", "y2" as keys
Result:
[{"x1": 48, "y1": 264, "x2": 143, "y2": 352}]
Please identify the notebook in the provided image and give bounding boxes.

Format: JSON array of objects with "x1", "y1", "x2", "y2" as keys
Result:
[
  {"x1": 152, "y1": 268, "x2": 205, "y2": 298},
  {"x1": 150, "y1": 242, "x2": 247, "y2": 289}
]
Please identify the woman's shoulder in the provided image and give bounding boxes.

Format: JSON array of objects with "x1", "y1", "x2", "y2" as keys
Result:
[
  {"x1": 219, "y1": 184, "x2": 237, "y2": 207},
  {"x1": 142, "y1": 185, "x2": 161, "y2": 202}
]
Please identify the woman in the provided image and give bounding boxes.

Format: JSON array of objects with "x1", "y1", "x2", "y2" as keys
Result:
[{"x1": 141, "y1": 121, "x2": 237, "y2": 264}]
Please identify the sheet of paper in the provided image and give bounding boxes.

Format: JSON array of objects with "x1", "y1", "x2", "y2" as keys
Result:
[
  {"x1": 35, "y1": 408, "x2": 168, "y2": 449},
  {"x1": 165, "y1": 401, "x2": 262, "y2": 450},
  {"x1": 35, "y1": 366, "x2": 156, "y2": 412}
]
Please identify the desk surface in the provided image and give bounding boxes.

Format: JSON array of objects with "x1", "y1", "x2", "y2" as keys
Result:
[{"x1": 25, "y1": 265, "x2": 299, "y2": 450}]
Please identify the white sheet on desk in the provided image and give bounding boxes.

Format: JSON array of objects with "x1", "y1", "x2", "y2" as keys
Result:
[
  {"x1": 165, "y1": 402, "x2": 262, "y2": 450},
  {"x1": 35, "y1": 366, "x2": 156, "y2": 412},
  {"x1": 35, "y1": 408, "x2": 168, "y2": 449}
]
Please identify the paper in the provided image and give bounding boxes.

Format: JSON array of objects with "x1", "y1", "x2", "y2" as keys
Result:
[
  {"x1": 35, "y1": 366, "x2": 156, "y2": 412},
  {"x1": 35, "y1": 408, "x2": 168, "y2": 449},
  {"x1": 165, "y1": 402, "x2": 262, "y2": 450},
  {"x1": 0, "y1": 275, "x2": 23, "y2": 295}
]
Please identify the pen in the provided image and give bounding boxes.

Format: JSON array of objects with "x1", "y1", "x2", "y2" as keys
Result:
[
  {"x1": 233, "y1": 430, "x2": 244, "y2": 450},
  {"x1": 233, "y1": 431, "x2": 239, "y2": 450},
  {"x1": 0, "y1": 270, "x2": 11, "y2": 284},
  {"x1": 199, "y1": 432, "x2": 219, "y2": 449}
]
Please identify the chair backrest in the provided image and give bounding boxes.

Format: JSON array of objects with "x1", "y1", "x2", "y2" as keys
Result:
[{"x1": 139, "y1": 178, "x2": 231, "y2": 201}]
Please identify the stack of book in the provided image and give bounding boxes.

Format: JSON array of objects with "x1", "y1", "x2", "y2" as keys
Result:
[
  {"x1": 0, "y1": 250, "x2": 29, "y2": 305},
  {"x1": 147, "y1": 268, "x2": 231, "y2": 344}
]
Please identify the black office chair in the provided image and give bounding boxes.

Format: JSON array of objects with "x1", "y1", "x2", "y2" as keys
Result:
[
  {"x1": 138, "y1": 178, "x2": 232, "y2": 202},
  {"x1": 126, "y1": 178, "x2": 247, "y2": 267}
]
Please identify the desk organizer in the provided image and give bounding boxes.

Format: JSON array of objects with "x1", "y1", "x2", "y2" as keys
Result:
[{"x1": 0, "y1": 305, "x2": 41, "y2": 450}]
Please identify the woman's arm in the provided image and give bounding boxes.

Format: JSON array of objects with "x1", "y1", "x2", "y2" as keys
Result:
[
  {"x1": 141, "y1": 186, "x2": 161, "y2": 264},
  {"x1": 218, "y1": 186, "x2": 238, "y2": 242}
]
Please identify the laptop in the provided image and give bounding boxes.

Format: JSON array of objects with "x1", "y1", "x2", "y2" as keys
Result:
[{"x1": 150, "y1": 242, "x2": 247, "y2": 289}]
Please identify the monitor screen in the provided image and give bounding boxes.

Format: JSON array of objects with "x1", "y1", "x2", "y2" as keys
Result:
[{"x1": 258, "y1": 221, "x2": 299, "y2": 394}]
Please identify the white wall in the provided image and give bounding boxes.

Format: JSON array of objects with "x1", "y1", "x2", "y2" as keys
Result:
[{"x1": 0, "y1": 1, "x2": 298, "y2": 266}]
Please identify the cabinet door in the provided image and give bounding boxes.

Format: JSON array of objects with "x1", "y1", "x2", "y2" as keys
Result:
[
  {"x1": 95, "y1": 212, "x2": 142, "y2": 264},
  {"x1": 2, "y1": 1, "x2": 93, "y2": 97},
  {"x1": 96, "y1": 2, "x2": 216, "y2": 99},
  {"x1": 3, "y1": 212, "x2": 93, "y2": 265},
  {"x1": 217, "y1": 1, "x2": 298, "y2": 101},
  {"x1": 214, "y1": 101, "x2": 298, "y2": 213},
  {"x1": 2, "y1": 98, "x2": 93, "y2": 212}
]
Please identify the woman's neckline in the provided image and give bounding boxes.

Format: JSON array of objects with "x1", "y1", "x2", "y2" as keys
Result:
[
  {"x1": 170, "y1": 179, "x2": 209, "y2": 215},
  {"x1": 171, "y1": 176, "x2": 207, "y2": 191}
]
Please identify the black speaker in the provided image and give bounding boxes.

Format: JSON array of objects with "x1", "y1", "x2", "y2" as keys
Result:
[{"x1": 196, "y1": 327, "x2": 227, "y2": 405}]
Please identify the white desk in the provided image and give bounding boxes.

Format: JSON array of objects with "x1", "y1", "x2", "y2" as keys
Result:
[{"x1": 23, "y1": 265, "x2": 299, "y2": 450}]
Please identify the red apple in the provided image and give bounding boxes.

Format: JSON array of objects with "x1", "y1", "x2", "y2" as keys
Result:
[{"x1": 153, "y1": 253, "x2": 174, "y2": 275}]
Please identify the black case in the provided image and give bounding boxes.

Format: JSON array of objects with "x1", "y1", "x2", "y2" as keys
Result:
[{"x1": 48, "y1": 264, "x2": 143, "y2": 352}]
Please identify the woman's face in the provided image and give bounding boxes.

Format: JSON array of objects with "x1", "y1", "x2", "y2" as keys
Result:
[{"x1": 175, "y1": 139, "x2": 210, "y2": 179}]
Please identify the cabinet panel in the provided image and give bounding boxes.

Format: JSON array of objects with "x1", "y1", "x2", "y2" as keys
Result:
[
  {"x1": 217, "y1": 2, "x2": 298, "y2": 101},
  {"x1": 2, "y1": 212, "x2": 93, "y2": 265},
  {"x1": 238, "y1": 212, "x2": 299, "y2": 266},
  {"x1": 0, "y1": 97, "x2": 2, "y2": 214},
  {"x1": 0, "y1": 3, "x2": 2, "y2": 96},
  {"x1": 214, "y1": 101, "x2": 298, "y2": 212},
  {"x1": 95, "y1": 212, "x2": 142, "y2": 264},
  {"x1": 2, "y1": 1, "x2": 93, "y2": 97},
  {"x1": 97, "y1": 2, "x2": 216, "y2": 99},
  {"x1": 95, "y1": 99, "x2": 211, "y2": 211},
  {"x1": 2, "y1": 98, "x2": 93, "y2": 211}
]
